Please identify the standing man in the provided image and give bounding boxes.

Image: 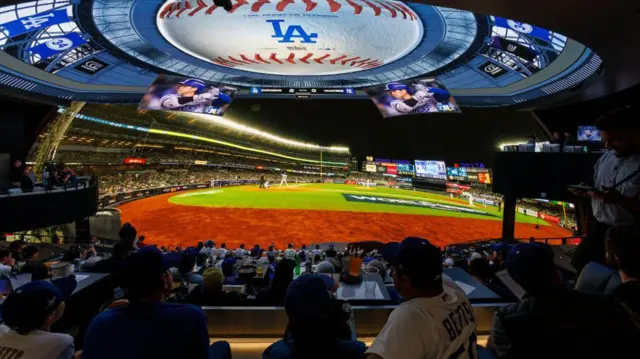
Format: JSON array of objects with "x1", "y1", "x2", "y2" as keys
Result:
[
  {"x1": 570, "y1": 108, "x2": 640, "y2": 273},
  {"x1": 279, "y1": 171, "x2": 288, "y2": 188},
  {"x1": 259, "y1": 175, "x2": 266, "y2": 190},
  {"x1": 366, "y1": 237, "x2": 477, "y2": 359}
]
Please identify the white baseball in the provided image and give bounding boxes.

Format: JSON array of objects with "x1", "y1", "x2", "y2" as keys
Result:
[{"x1": 157, "y1": 0, "x2": 423, "y2": 76}]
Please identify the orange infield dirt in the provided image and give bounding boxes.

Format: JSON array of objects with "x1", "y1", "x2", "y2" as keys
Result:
[{"x1": 118, "y1": 192, "x2": 572, "y2": 249}]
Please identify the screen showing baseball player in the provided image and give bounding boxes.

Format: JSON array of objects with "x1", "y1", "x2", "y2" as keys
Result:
[
  {"x1": 139, "y1": 75, "x2": 239, "y2": 116},
  {"x1": 364, "y1": 78, "x2": 460, "y2": 118}
]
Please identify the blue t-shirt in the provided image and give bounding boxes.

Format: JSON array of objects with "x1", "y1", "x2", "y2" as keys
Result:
[{"x1": 82, "y1": 301, "x2": 211, "y2": 359}]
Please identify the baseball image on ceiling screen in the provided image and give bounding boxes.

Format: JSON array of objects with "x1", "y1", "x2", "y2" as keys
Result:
[
  {"x1": 139, "y1": 75, "x2": 239, "y2": 117},
  {"x1": 577, "y1": 126, "x2": 601, "y2": 142},
  {"x1": 364, "y1": 78, "x2": 460, "y2": 118},
  {"x1": 415, "y1": 160, "x2": 447, "y2": 180}
]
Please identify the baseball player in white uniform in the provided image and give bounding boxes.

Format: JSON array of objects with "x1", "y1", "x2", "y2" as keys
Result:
[
  {"x1": 160, "y1": 79, "x2": 231, "y2": 113},
  {"x1": 385, "y1": 83, "x2": 452, "y2": 114},
  {"x1": 367, "y1": 237, "x2": 477, "y2": 359},
  {"x1": 279, "y1": 171, "x2": 288, "y2": 188}
]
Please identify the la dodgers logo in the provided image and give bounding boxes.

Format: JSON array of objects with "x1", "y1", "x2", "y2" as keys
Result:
[
  {"x1": 21, "y1": 12, "x2": 55, "y2": 30},
  {"x1": 267, "y1": 19, "x2": 318, "y2": 44}
]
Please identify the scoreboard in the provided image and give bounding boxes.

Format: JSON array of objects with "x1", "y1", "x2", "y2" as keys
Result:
[
  {"x1": 446, "y1": 167, "x2": 492, "y2": 184},
  {"x1": 362, "y1": 158, "x2": 414, "y2": 177}
]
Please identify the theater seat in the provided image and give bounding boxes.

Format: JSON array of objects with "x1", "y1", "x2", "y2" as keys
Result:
[{"x1": 574, "y1": 261, "x2": 621, "y2": 294}]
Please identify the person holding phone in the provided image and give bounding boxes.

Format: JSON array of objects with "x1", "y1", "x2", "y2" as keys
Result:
[{"x1": 570, "y1": 107, "x2": 640, "y2": 273}]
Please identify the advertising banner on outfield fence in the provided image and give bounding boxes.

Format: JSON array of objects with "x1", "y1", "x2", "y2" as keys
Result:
[
  {"x1": 345, "y1": 180, "x2": 357, "y2": 185},
  {"x1": 342, "y1": 194, "x2": 496, "y2": 217},
  {"x1": 123, "y1": 157, "x2": 146, "y2": 165},
  {"x1": 539, "y1": 213, "x2": 561, "y2": 224},
  {"x1": 333, "y1": 179, "x2": 345, "y2": 184},
  {"x1": 99, "y1": 180, "x2": 259, "y2": 207},
  {"x1": 517, "y1": 207, "x2": 538, "y2": 218}
]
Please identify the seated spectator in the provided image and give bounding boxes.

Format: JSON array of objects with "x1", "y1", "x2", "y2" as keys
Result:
[
  {"x1": 136, "y1": 236, "x2": 147, "y2": 248},
  {"x1": 0, "y1": 279, "x2": 77, "y2": 358},
  {"x1": 284, "y1": 244, "x2": 297, "y2": 260},
  {"x1": 20, "y1": 246, "x2": 50, "y2": 280},
  {"x1": 257, "y1": 259, "x2": 294, "y2": 306},
  {"x1": 264, "y1": 275, "x2": 366, "y2": 359},
  {"x1": 9, "y1": 240, "x2": 26, "y2": 262},
  {"x1": 468, "y1": 257, "x2": 515, "y2": 301},
  {"x1": 216, "y1": 243, "x2": 228, "y2": 259},
  {"x1": 443, "y1": 258, "x2": 454, "y2": 268},
  {"x1": 48, "y1": 169, "x2": 61, "y2": 187},
  {"x1": 81, "y1": 245, "x2": 104, "y2": 269},
  {"x1": 488, "y1": 242, "x2": 640, "y2": 359},
  {"x1": 235, "y1": 244, "x2": 248, "y2": 258},
  {"x1": 366, "y1": 237, "x2": 477, "y2": 359},
  {"x1": 187, "y1": 268, "x2": 242, "y2": 306},
  {"x1": 202, "y1": 240, "x2": 216, "y2": 257},
  {"x1": 325, "y1": 244, "x2": 337, "y2": 258},
  {"x1": 82, "y1": 247, "x2": 231, "y2": 359},
  {"x1": 316, "y1": 261, "x2": 335, "y2": 275},
  {"x1": 297, "y1": 244, "x2": 308, "y2": 262},
  {"x1": 0, "y1": 250, "x2": 15, "y2": 278},
  {"x1": 221, "y1": 255, "x2": 241, "y2": 285},
  {"x1": 91, "y1": 242, "x2": 131, "y2": 275},
  {"x1": 489, "y1": 242, "x2": 510, "y2": 273},
  {"x1": 171, "y1": 251, "x2": 204, "y2": 285},
  {"x1": 251, "y1": 244, "x2": 263, "y2": 258},
  {"x1": 266, "y1": 245, "x2": 278, "y2": 263},
  {"x1": 19, "y1": 168, "x2": 34, "y2": 193},
  {"x1": 118, "y1": 223, "x2": 138, "y2": 251},
  {"x1": 312, "y1": 244, "x2": 323, "y2": 259},
  {"x1": 604, "y1": 225, "x2": 640, "y2": 315}
]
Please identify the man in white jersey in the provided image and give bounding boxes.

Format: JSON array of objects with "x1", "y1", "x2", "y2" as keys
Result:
[
  {"x1": 284, "y1": 243, "x2": 297, "y2": 261},
  {"x1": 367, "y1": 237, "x2": 477, "y2": 359},
  {"x1": 0, "y1": 278, "x2": 77, "y2": 359},
  {"x1": 279, "y1": 171, "x2": 288, "y2": 188}
]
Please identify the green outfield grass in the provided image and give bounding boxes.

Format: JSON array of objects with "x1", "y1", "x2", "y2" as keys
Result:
[{"x1": 168, "y1": 183, "x2": 547, "y2": 225}]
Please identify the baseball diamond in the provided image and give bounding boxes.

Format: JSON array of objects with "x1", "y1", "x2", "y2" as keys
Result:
[{"x1": 117, "y1": 183, "x2": 571, "y2": 249}]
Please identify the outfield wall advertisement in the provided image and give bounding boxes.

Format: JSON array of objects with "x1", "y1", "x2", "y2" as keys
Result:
[
  {"x1": 100, "y1": 180, "x2": 259, "y2": 208},
  {"x1": 342, "y1": 194, "x2": 496, "y2": 217}
]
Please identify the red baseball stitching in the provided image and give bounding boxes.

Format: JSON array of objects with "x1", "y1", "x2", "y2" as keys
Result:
[
  {"x1": 159, "y1": 0, "x2": 418, "y2": 19},
  {"x1": 210, "y1": 52, "x2": 383, "y2": 69}
]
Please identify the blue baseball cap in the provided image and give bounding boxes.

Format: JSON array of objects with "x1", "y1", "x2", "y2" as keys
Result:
[
  {"x1": 179, "y1": 79, "x2": 206, "y2": 90},
  {"x1": 217, "y1": 92, "x2": 232, "y2": 103},
  {"x1": 491, "y1": 242, "x2": 511, "y2": 255},
  {"x1": 506, "y1": 242, "x2": 556, "y2": 285},
  {"x1": 124, "y1": 246, "x2": 172, "y2": 279},
  {"x1": 385, "y1": 82, "x2": 410, "y2": 92},
  {"x1": 1, "y1": 278, "x2": 77, "y2": 329},
  {"x1": 285, "y1": 275, "x2": 334, "y2": 321},
  {"x1": 382, "y1": 237, "x2": 442, "y2": 283}
]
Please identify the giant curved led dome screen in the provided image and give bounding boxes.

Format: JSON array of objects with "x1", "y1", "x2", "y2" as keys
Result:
[{"x1": 0, "y1": 0, "x2": 603, "y2": 106}]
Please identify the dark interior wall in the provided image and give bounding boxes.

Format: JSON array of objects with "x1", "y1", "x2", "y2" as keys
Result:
[
  {"x1": 226, "y1": 99, "x2": 547, "y2": 167},
  {"x1": 0, "y1": 96, "x2": 56, "y2": 163},
  {"x1": 535, "y1": 84, "x2": 640, "y2": 134}
]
